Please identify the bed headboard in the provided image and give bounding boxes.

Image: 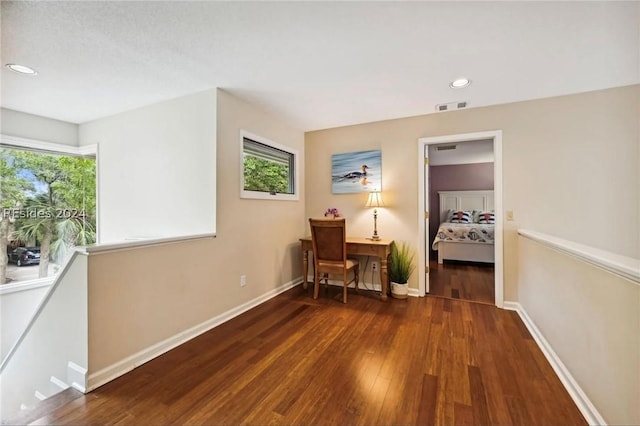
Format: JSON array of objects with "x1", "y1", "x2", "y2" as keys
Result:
[{"x1": 438, "y1": 190, "x2": 494, "y2": 221}]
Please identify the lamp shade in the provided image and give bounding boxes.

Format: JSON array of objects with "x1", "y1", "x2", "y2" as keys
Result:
[{"x1": 365, "y1": 191, "x2": 385, "y2": 208}]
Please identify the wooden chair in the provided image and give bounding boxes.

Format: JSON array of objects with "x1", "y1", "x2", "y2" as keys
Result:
[{"x1": 309, "y1": 218, "x2": 360, "y2": 304}]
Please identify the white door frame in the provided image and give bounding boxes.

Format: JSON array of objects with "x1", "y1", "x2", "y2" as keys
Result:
[{"x1": 417, "y1": 130, "x2": 504, "y2": 308}]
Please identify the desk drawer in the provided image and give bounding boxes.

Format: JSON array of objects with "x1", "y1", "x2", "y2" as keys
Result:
[{"x1": 347, "y1": 243, "x2": 382, "y2": 256}]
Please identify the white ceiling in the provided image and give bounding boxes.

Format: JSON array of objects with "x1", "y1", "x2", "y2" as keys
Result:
[{"x1": 2, "y1": 1, "x2": 638, "y2": 131}]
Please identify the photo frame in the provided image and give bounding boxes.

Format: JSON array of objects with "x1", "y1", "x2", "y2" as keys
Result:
[{"x1": 331, "y1": 149, "x2": 382, "y2": 194}]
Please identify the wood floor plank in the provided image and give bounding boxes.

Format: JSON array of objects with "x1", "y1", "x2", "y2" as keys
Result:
[
  {"x1": 468, "y1": 365, "x2": 491, "y2": 425},
  {"x1": 454, "y1": 402, "x2": 474, "y2": 425},
  {"x1": 476, "y1": 345, "x2": 514, "y2": 425},
  {"x1": 429, "y1": 259, "x2": 495, "y2": 305},
  {"x1": 33, "y1": 286, "x2": 587, "y2": 426},
  {"x1": 415, "y1": 373, "x2": 438, "y2": 426}
]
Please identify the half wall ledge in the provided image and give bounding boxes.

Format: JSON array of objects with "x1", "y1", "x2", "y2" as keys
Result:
[{"x1": 517, "y1": 229, "x2": 639, "y2": 284}]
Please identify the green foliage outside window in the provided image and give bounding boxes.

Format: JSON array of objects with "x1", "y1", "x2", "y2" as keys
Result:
[
  {"x1": 243, "y1": 155, "x2": 291, "y2": 194},
  {"x1": 0, "y1": 148, "x2": 96, "y2": 283}
]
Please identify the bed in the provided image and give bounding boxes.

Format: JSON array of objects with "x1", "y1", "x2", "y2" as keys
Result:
[{"x1": 432, "y1": 190, "x2": 495, "y2": 264}]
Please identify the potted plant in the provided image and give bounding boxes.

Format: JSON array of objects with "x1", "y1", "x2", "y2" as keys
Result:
[{"x1": 389, "y1": 241, "x2": 415, "y2": 299}]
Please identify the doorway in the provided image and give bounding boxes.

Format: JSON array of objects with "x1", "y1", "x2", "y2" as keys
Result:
[
  {"x1": 428, "y1": 140, "x2": 495, "y2": 304},
  {"x1": 417, "y1": 131, "x2": 504, "y2": 308}
]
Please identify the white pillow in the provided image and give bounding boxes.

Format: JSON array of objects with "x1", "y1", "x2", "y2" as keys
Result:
[
  {"x1": 449, "y1": 210, "x2": 472, "y2": 223},
  {"x1": 477, "y1": 211, "x2": 495, "y2": 224}
]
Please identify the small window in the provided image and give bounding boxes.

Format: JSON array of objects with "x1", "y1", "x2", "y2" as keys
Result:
[{"x1": 240, "y1": 130, "x2": 298, "y2": 200}]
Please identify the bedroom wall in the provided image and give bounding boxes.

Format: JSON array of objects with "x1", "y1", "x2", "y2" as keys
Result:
[
  {"x1": 429, "y1": 162, "x2": 494, "y2": 253},
  {"x1": 305, "y1": 84, "x2": 639, "y2": 298},
  {"x1": 84, "y1": 89, "x2": 305, "y2": 378}
]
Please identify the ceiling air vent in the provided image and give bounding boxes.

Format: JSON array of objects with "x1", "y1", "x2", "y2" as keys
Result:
[
  {"x1": 435, "y1": 101, "x2": 468, "y2": 112},
  {"x1": 436, "y1": 145, "x2": 456, "y2": 151}
]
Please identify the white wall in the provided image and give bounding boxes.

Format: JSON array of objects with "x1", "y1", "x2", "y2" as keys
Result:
[
  {"x1": 78, "y1": 89, "x2": 217, "y2": 242},
  {"x1": 0, "y1": 108, "x2": 79, "y2": 146},
  {"x1": 0, "y1": 283, "x2": 51, "y2": 360},
  {"x1": 86, "y1": 89, "x2": 305, "y2": 382}
]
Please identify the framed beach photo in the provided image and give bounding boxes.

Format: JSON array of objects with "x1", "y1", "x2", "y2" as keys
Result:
[{"x1": 331, "y1": 149, "x2": 382, "y2": 194}]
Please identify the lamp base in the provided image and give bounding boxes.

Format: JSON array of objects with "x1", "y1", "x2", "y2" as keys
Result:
[{"x1": 369, "y1": 209, "x2": 381, "y2": 241}]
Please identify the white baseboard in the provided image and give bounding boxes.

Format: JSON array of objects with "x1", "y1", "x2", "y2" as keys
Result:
[
  {"x1": 408, "y1": 288, "x2": 421, "y2": 298},
  {"x1": 87, "y1": 277, "x2": 302, "y2": 392},
  {"x1": 49, "y1": 376, "x2": 69, "y2": 392},
  {"x1": 503, "y1": 301, "x2": 606, "y2": 425},
  {"x1": 67, "y1": 361, "x2": 87, "y2": 393}
]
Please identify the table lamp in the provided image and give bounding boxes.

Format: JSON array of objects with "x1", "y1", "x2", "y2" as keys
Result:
[{"x1": 366, "y1": 190, "x2": 385, "y2": 241}]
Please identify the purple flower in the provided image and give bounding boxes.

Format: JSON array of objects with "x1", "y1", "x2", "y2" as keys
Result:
[{"x1": 324, "y1": 208, "x2": 341, "y2": 218}]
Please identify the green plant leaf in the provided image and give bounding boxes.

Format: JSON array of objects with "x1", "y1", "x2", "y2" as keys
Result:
[{"x1": 388, "y1": 241, "x2": 415, "y2": 284}]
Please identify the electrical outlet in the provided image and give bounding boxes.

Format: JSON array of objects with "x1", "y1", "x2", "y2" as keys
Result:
[
  {"x1": 371, "y1": 261, "x2": 379, "y2": 272},
  {"x1": 240, "y1": 275, "x2": 246, "y2": 287}
]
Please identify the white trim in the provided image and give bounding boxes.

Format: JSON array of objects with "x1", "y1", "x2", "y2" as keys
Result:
[
  {"x1": 67, "y1": 361, "x2": 87, "y2": 393},
  {"x1": 84, "y1": 233, "x2": 216, "y2": 255},
  {"x1": 239, "y1": 129, "x2": 300, "y2": 201},
  {"x1": 0, "y1": 134, "x2": 96, "y2": 158},
  {"x1": 503, "y1": 301, "x2": 607, "y2": 425},
  {"x1": 50, "y1": 375, "x2": 70, "y2": 391},
  {"x1": 87, "y1": 276, "x2": 303, "y2": 391},
  {"x1": 518, "y1": 229, "x2": 639, "y2": 284},
  {"x1": 77, "y1": 144, "x2": 96, "y2": 157},
  {"x1": 417, "y1": 130, "x2": 504, "y2": 307},
  {"x1": 407, "y1": 288, "x2": 421, "y2": 298},
  {"x1": 493, "y1": 133, "x2": 504, "y2": 307},
  {"x1": 0, "y1": 278, "x2": 54, "y2": 295},
  {"x1": 417, "y1": 141, "x2": 428, "y2": 296},
  {"x1": 94, "y1": 142, "x2": 101, "y2": 244}
]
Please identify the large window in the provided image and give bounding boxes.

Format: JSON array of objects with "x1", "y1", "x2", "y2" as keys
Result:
[
  {"x1": 0, "y1": 142, "x2": 96, "y2": 285},
  {"x1": 241, "y1": 130, "x2": 298, "y2": 201}
]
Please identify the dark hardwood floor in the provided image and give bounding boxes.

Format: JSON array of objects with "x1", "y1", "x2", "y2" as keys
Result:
[
  {"x1": 428, "y1": 258, "x2": 495, "y2": 305},
  {"x1": 30, "y1": 285, "x2": 585, "y2": 425}
]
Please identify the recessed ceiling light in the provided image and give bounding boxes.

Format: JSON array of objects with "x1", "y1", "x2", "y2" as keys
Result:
[
  {"x1": 6, "y1": 64, "x2": 38, "y2": 75},
  {"x1": 450, "y1": 78, "x2": 470, "y2": 89}
]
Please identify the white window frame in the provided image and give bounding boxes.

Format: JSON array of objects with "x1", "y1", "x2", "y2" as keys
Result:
[{"x1": 240, "y1": 130, "x2": 299, "y2": 201}]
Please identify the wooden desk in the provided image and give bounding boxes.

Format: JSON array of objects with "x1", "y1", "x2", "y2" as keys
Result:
[{"x1": 299, "y1": 237, "x2": 393, "y2": 301}]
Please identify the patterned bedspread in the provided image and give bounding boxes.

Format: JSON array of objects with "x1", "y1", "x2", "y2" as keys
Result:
[{"x1": 432, "y1": 222, "x2": 495, "y2": 250}]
